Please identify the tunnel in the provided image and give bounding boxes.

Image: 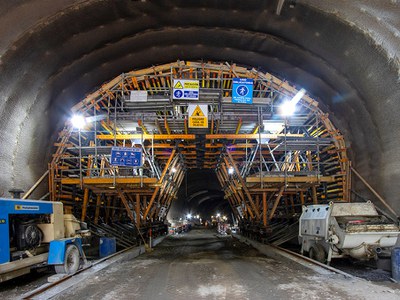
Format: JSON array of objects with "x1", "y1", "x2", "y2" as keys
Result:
[
  {"x1": 0, "y1": 0, "x2": 399, "y2": 216},
  {"x1": 0, "y1": 0, "x2": 400, "y2": 298}
]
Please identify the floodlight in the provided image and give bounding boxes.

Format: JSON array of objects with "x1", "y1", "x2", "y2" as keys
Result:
[
  {"x1": 279, "y1": 88, "x2": 306, "y2": 116},
  {"x1": 228, "y1": 167, "x2": 234, "y2": 175},
  {"x1": 171, "y1": 167, "x2": 177, "y2": 173},
  {"x1": 279, "y1": 101, "x2": 297, "y2": 116},
  {"x1": 71, "y1": 115, "x2": 86, "y2": 129},
  {"x1": 186, "y1": 213, "x2": 192, "y2": 219}
]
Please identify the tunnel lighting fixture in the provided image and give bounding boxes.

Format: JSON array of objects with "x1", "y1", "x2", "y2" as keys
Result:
[
  {"x1": 228, "y1": 167, "x2": 234, "y2": 175},
  {"x1": 186, "y1": 213, "x2": 192, "y2": 219},
  {"x1": 279, "y1": 88, "x2": 306, "y2": 116},
  {"x1": 263, "y1": 121, "x2": 285, "y2": 134},
  {"x1": 71, "y1": 114, "x2": 86, "y2": 129}
]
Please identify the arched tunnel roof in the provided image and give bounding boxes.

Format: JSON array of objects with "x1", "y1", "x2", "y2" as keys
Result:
[{"x1": 0, "y1": 1, "x2": 399, "y2": 213}]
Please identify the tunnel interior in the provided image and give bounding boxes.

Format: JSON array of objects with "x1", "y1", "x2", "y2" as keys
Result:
[{"x1": 0, "y1": 0, "x2": 399, "y2": 220}]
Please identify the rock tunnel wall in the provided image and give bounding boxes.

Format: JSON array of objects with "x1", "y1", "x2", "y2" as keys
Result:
[{"x1": 0, "y1": 0, "x2": 398, "y2": 213}]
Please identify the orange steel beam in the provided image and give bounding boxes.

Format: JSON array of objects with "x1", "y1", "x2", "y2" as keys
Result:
[
  {"x1": 143, "y1": 150, "x2": 176, "y2": 220},
  {"x1": 97, "y1": 134, "x2": 195, "y2": 140},
  {"x1": 94, "y1": 194, "x2": 102, "y2": 224},
  {"x1": 61, "y1": 177, "x2": 157, "y2": 185},
  {"x1": 117, "y1": 190, "x2": 135, "y2": 222},
  {"x1": 81, "y1": 188, "x2": 90, "y2": 222},
  {"x1": 206, "y1": 133, "x2": 303, "y2": 139},
  {"x1": 246, "y1": 176, "x2": 335, "y2": 183},
  {"x1": 136, "y1": 194, "x2": 141, "y2": 227},
  {"x1": 164, "y1": 118, "x2": 171, "y2": 135},
  {"x1": 269, "y1": 186, "x2": 285, "y2": 220},
  {"x1": 184, "y1": 117, "x2": 188, "y2": 134},
  {"x1": 206, "y1": 143, "x2": 223, "y2": 148},
  {"x1": 145, "y1": 144, "x2": 196, "y2": 149},
  {"x1": 220, "y1": 159, "x2": 253, "y2": 219},
  {"x1": 137, "y1": 119, "x2": 149, "y2": 135},
  {"x1": 225, "y1": 150, "x2": 260, "y2": 219},
  {"x1": 263, "y1": 192, "x2": 267, "y2": 227},
  {"x1": 232, "y1": 118, "x2": 242, "y2": 143}
]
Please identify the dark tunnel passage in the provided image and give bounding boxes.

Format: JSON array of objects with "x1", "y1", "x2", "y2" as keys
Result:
[
  {"x1": 0, "y1": 0, "x2": 399, "y2": 215},
  {"x1": 169, "y1": 169, "x2": 229, "y2": 221}
]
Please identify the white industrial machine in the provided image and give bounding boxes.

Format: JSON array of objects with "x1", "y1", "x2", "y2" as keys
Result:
[{"x1": 299, "y1": 201, "x2": 400, "y2": 264}]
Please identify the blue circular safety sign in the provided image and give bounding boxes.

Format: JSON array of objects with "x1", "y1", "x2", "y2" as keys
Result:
[
  {"x1": 236, "y1": 85, "x2": 249, "y2": 97},
  {"x1": 174, "y1": 90, "x2": 183, "y2": 98}
]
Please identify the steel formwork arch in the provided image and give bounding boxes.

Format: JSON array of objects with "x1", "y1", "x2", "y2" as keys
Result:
[{"x1": 49, "y1": 61, "x2": 350, "y2": 239}]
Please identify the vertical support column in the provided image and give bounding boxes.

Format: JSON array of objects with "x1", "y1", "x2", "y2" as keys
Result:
[
  {"x1": 289, "y1": 194, "x2": 295, "y2": 214},
  {"x1": 81, "y1": 188, "x2": 90, "y2": 221},
  {"x1": 312, "y1": 186, "x2": 318, "y2": 204},
  {"x1": 136, "y1": 194, "x2": 141, "y2": 227},
  {"x1": 299, "y1": 191, "x2": 305, "y2": 206},
  {"x1": 94, "y1": 194, "x2": 102, "y2": 224},
  {"x1": 262, "y1": 192, "x2": 267, "y2": 227},
  {"x1": 111, "y1": 196, "x2": 117, "y2": 221},
  {"x1": 105, "y1": 196, "x2": 111, "y2": 223}
]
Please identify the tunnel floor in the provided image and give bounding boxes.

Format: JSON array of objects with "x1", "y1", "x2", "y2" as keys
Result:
[{"x1": 50, "y1": 229, "x2": 399, "y2": 300}]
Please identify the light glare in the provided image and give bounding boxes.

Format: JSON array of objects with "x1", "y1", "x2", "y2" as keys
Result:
[
  {"x1": 279, "y1": 88, "x2": 306, "y2": 116},
  {"x1": 71, "y1": 115, "x2": 86, "y2": 129}
]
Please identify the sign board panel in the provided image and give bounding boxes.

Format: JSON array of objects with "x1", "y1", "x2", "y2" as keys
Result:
[
  {"x1": 188, "y1": 104, "x2": 208, "y2": 128},
  {"x1": 129, "y1": 91, "x2": 148, "y2": 102},
  {"x1": 173, "y1": 79, "x2": 199, "y2": 100},
  {"x1": 110, "y1": 147, "x2": 142, "y2": 167},
  {"x1": 232, "y1": 78, "x2": 253, "y2": 104}
]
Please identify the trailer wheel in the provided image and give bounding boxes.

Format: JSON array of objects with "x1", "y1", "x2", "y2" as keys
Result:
[
  {"x1": 55, "y1": 244, "x2": 80, "y2": 274},
  {"x1": 309, "y1": 244, "x2": 326, "y2": 263}
]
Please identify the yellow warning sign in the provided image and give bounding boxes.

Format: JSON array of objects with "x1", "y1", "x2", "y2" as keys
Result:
[
  {"x1": 183, "y1": 81, "x2": 199, "y2": 89},
  {"x1": 188, "y1": 104, "x2": 208, "y2": 128},
  {"x1": 174, "y1": 81, "x2": 183, "y2": 89},
  {"x1": 192, "y1": 105, "x2": 205, "y2": 117}
]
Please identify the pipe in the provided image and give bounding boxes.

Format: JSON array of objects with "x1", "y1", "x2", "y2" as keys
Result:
[{"x1": 351, "y1": 167, "x2": 399, "y2": 219}]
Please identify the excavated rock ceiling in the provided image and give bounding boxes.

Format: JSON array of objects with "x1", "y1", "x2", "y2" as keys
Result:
[{"x1": 0, "y1": 0, "x2": 399, "y2": 213}]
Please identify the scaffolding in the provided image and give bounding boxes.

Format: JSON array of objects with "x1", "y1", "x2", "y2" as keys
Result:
[{"x1": 49, "y1": 61, "x2": 350, "y2": 234}]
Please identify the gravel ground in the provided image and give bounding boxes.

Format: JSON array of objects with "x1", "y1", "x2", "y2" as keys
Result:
[
  {"x1": 0, "y1": 267, "x2": 53, "y2": 299},
  {"x1": 49, "y1": 229, "x2": 400, "y2": 300}
]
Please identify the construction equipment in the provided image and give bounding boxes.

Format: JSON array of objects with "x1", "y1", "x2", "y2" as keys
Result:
[
  {"x1": 299, "y1": 201, "x2": 400, "y2": 264},
  {"x1": 0, "y1": 198, "x2": 89, "y2": 282}
]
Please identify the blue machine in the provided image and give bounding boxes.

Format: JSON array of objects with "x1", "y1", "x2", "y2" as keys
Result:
[
  {"x1": 0, "y1": 198, "x2": 53, "y2": 264},
  {"x1": 0, "y1": 198, "x2": 85, "y2": 281}
]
